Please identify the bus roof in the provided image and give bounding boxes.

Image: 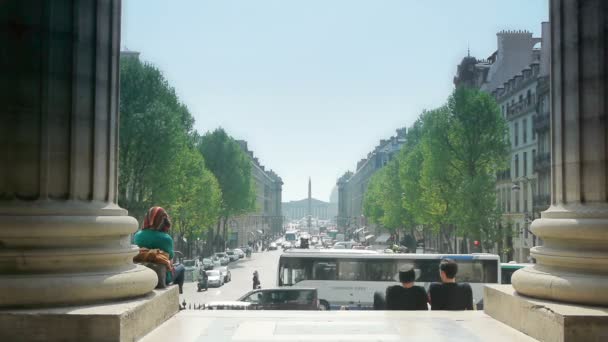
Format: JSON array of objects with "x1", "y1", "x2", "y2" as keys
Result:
[
  {"x1": 280, "y1": 249, "x2": 500, "y2": 260},
  {"x1": 500, "y1": 263, "x2": 533, "y2": 269}
]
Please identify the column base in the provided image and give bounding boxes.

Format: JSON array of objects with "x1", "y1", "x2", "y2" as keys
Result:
[
  {"x1": 512, "y1": 263, "x2": 608, "y2": 307},
  {"x1": 0, "y1": 287, "x2": 179, "y2": 342},
  {"x1": 484, "y1": 284, "x2": 608, "y2": 342},
  {"x1": 0, "y1": 264, "x2": 157, "y2": 307}
]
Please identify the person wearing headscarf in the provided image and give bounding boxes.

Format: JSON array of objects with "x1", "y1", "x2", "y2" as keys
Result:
[{"x1": 133, "y1": 206, "x2": 185, "y2": 293}]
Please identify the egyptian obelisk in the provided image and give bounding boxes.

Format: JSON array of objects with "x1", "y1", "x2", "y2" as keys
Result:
[{"x1": 307, "y1": 177, "x2": 312, "y2": 231}]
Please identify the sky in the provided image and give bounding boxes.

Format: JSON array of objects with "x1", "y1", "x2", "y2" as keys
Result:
[{"x1": 121, "y1": 0, "x2": 548, "y2": 202}]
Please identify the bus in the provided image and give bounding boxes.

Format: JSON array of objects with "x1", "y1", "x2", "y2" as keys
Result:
[
  {"x1": 277, "y1": 249, "x2": 500, "y2": 310},
  {"x1": 284, "y1": 230, "x2": 299, "y2": 243},
  {"x1": 500, "y1": 263, "x2": 532, "y2": 284}
]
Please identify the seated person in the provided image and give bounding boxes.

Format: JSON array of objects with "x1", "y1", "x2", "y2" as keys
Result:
[
  {"x1": 133, "y1": 206, "x2": 185, "y2": 294},
  {"x1": 373, "y1": 291, "x2": 386, "y2": 310},
  {"x1": 429, "y1": 258, "x2": 473, "y2": 310},
  {"x1": 385, "y1": 268, "x2": 428, "y2": 310}
]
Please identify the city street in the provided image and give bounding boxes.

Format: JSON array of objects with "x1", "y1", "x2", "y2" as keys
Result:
[{"x1": 179, "y1": 249, "x2": 283, "y2": 307}]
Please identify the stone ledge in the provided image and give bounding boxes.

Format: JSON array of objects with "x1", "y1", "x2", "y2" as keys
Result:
[
  {"x1": 0, "y1": 287, "x2": 179, "y2": 342},
  {"x1": 484, "y1": 284, "x2": 608, "y2": 342}
]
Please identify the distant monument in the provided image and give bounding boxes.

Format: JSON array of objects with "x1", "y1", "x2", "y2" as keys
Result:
[{"x1": 307, "y1": 177, "x2": 312, "y2": 230}]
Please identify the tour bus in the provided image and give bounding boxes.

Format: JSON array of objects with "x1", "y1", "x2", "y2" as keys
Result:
[
  {"x1": 284, "y1": 230, "x2": 299, "y2": 243},
  {"x1": 277, "y1": 249, "x2": 501, "y2": 310}
]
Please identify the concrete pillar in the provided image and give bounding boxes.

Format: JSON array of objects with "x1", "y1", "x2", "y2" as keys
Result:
[
  {"x1": 0, "y1": 0, "x2": 156, "y2": 307},
  {"x1": 512, "y1": 0, "x2": 608, "y2": 306}
]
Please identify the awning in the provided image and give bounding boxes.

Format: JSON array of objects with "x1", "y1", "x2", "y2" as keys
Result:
[
  {"x1": 354, "y1": 227, "x2": 365, "y2": 234},
  {"x1": 257, "y1": 230, "x2": 263, "y2": 234},
  {"x1": 364, "y1": 234, "x2": 375, "y2": 241},
  {"x1": 374, "y1": 233, "x2": 391, "y2": 244}
]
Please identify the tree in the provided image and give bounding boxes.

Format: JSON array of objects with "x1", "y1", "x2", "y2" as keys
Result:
[{"x1": 198, "y1": 128, "x2": 256, "y2": 251}]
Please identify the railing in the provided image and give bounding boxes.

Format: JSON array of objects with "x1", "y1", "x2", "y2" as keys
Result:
[
  {"x1": 506, "y1": 99, "x2": 536, "y2": 118},
  {"x1": 533, "y1": 112, "x2": 549, "y2": 132},
  {"x1": 534, "y1": 152, "x2": 551, "y2": 172}
]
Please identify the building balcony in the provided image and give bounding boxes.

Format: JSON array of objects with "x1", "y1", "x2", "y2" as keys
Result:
[
  {"x1": 496, "y1": 169, "x2": 511, "y2": 182},
  {"x1": 533, "y1": 152, "x2": 551, "y2": 172},
  {"x1": 506, "y1": 100, "x2": 536, "y2": 119},
  {"x1": 533, "y1": 112, "x2": 550, "y2": 132}
]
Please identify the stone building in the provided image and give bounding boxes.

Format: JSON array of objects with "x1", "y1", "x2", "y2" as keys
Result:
[
  {"x1": 229, "y1": 141, "x2": 283, "y2": 247},
  {"x1": 454, "y1": 28, "x2": 549, "y2": 262},
  {"x1": 282, "y1": 198, "x2": 336, "y2": 221},
  {"x1": 337, "y1": 128, "x2": 406, "y2": 233}
]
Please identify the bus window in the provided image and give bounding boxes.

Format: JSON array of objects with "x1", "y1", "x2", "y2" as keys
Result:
[
  {"x1": 313, "y1": 261, "x2": 337, "y2": 280},
  {"x1": 338, "y1": 261, "x2": 364, "y2": 280},
  {"x1": 279, "y1": 260, "x2": 312, "y2": 285}
]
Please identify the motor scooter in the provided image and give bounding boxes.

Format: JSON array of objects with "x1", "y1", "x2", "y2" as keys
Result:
[{"x1": 197, "y1": 270, "x2": 208, "y2": 292}]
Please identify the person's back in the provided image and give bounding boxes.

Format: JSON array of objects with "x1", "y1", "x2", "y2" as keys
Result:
[
  {"x1": 428, "y1": 258, "x2": 473, "y2": 310},
  {"x1": 428, "y1": 282, "x2": 473, "y2": 310},
  {"x1": 385, "y1": 285, "x2": 428, "y2": 310},
  {"x1": 384, "y1": 268, "x2": 428, "y2": 311}
]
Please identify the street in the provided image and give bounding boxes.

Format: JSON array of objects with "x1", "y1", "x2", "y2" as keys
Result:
[{"x1": 179, "y1": 249, "x2": 282, "y2": 307}]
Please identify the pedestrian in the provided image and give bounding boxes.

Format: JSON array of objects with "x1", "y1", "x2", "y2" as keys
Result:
[
  {"x1": 253, "y1": 270, "x2": 261, "y2": 289},
  {"x1": 133, "y1": 206, "x2": 186, "y2": 294},
  {"x1": 385, "y1": 267, "x2": 428, "y2": 310},
  {"x1": 428, "y1": 258, "x2": 473, "y2": 310}
]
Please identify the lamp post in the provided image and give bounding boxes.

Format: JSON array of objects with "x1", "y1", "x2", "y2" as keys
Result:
[{"x1": 511, "y1": 176, "x2": 537, "y2": 262}]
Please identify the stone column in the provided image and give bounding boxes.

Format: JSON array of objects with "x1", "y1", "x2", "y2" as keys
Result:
[
  {"x1": 0, "y1": 0, "x2": 156, "y2": 307},
  {"x1": 512, "y1": 0, "x2": 608, "y2": 306}
]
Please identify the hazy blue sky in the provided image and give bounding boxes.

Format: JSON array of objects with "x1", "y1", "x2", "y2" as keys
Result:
[{"x1": 121, "y1": 0, "x2": 548, "y2": 202}]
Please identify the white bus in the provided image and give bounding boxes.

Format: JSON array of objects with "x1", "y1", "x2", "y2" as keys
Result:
[{"x1": 277, "y1": 249, "x2": 500, "y2": 310}]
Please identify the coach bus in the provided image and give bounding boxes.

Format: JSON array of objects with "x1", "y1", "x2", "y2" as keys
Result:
[{"x1": 277, "y1": 249, "x2": 500, "y2": 310}]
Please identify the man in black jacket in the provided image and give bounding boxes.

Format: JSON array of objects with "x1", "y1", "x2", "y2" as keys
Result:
[
  {"x1": 429, "y1": 258, "x2": 473, "y2": 310},
  {"x1": 385, "y1": 267, "x2": 428, "y2": 310}
]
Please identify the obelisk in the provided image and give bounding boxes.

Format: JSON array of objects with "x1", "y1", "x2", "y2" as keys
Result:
[{"x1": 307, "y1": 177, "x2": 312, "y2": 231}]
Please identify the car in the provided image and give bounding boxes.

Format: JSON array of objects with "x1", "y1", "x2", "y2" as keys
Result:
[
  {"x1": 214, "y1": 253, "x2": 230, "y2": 265},
  {"x1": 201, "y1": 258, "x2": 214, "y2": 270},
  {"x1": 281, "y1": 241, "x2": 292, "y2": 250},
  {"x1": 333, "y1": 241, "x2": 357, "y2": 249},
  {"x1": 268, "y1": 242, "x2": 278, "y2": 251},
  {"x1": 238, "y1": 288, "x2": 320, "y2": 310},
  {"x1": 225, "y1": 250, "x2": 239, "y2": 262},
  {"x1": 217, "y1": 266, "x2": 232, "y2": 283},
  {"x1": 233, "y1": 248, "x2": 245, "y2": 259},
  {"x1": 211, "y1": 257, "x2": 222, "y2": 268},
  {"x1": 182, "y1": 259, "x2": 199, "y2": 282},
  {"x1": 205, "y1": 270, "x2": 224, "y2": 287},
  {"x1": 203, "y1": 301, "x2": 253, "y2": 310}
]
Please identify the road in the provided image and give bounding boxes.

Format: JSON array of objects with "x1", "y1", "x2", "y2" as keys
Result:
[{"x1": 179, "y1": 249, "x2": 282, "y2": 307}]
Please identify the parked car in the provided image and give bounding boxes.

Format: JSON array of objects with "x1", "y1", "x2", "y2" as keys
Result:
[
  {"x1": 281, "y1": 242, "x2": 292, "y2": 250},
  {"x1": 233, "y1": 248, "x2": 245, "y2": 259},
  {"x1": 211, "y1": 257, "x2": 222, "y2": 268},
  {"x1": 268, "y1": 242, "x2": 278, "y2": 251},
  {"x1": 182, "y1": 259, "x2": 199, "y2": 282},
  {"x1": 205, "y1": 270, "x2": 224, "y2": 287},
  {"x1": 239, "y1": 288, "x2": 319, "y2": 310},
  {"x1": 225, "y1": 250, "x2": 239, "y2": 262},
  {"x1": 218, "y1": 265, "x2": 232, "y2": 283},
  {"x1": 201, "y1": 258, "x2": 214, "y2": 270},
  {"x1": 214, "y1": 252, "x2": 230, "y2": 265}
]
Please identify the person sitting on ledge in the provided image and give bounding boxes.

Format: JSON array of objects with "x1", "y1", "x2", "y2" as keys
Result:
[
  {"x1": 133, "y1": 206, "x2": 185, "y2": 294},
  {"x1": 428, "y1": 258, "x2": 473, "y2": 310},
  {"x1": 385, "y1": 267, "x2": 428, "y2": 310}
]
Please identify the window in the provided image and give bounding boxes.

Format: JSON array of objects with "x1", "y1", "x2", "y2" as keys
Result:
[
  {"x1": 523, "y1": 152, "x2": 528, "y2": 177},
  {"x1": 514, "y1": 154, "x2": 519, "y2": 178},
  {"x1": 526, "y1": 89, "x2": 532, "y2": 104},
  {"x1": 516, "y1": 190, "x2": 520, "y2": 212},
  {"x1": 532, "y1": 117, "x2": 536, "y2": 140},
  {"x1": 523, "y1": 118, "x2": 527, "y2": 143},
  {"x1": 514, "y1": 122, "x2": 519, "y2": 146},
  {"x1": 532, "y1": 149, "x2": 536, "y2": 170}
]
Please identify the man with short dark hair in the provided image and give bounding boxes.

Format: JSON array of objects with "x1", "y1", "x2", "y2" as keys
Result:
[
  {"x1": 384, "y1": 267, "x2": 428, "y2": 310},
  {"x1": 428, "y1": 258, "x2": 473, "y2": 310}
]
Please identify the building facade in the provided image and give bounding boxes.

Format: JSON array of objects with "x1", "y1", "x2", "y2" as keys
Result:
[
  {"x1": 454, "y1": 27, "x2": 550, "y2": 262},
  {"x1": 337, "y1": 128, "x2": 406, "y2": 233},
  {"x1": 282, "y1": 198, "x2": 337, "y2": 221},
  {"x1": 229, "y1": 141, "x2": 283, "y2": 248}
]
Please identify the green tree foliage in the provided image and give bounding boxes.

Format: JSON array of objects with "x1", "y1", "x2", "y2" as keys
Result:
[
  {"x1": 198, "y1": 128, "x2": 256, "y2": 249},
  {"x1": 367, "y1": 87, "x2": 509, "y2": 252},
  {"x1": 119, "y1": 56, "x2": 222, "y2": 257}
]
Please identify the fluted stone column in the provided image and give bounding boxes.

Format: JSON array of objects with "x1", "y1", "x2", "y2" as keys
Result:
[
  {"x1": 0, "y1": 0, "x2": 157, "y2": 307},
  {"x1": 512, "y1": 0, "x2": 608, "y2": 306}
]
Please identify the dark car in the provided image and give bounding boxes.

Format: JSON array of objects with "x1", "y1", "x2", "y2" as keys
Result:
[{"x1": 238, "y1": 288, "x2": 319, "y2": 310}]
